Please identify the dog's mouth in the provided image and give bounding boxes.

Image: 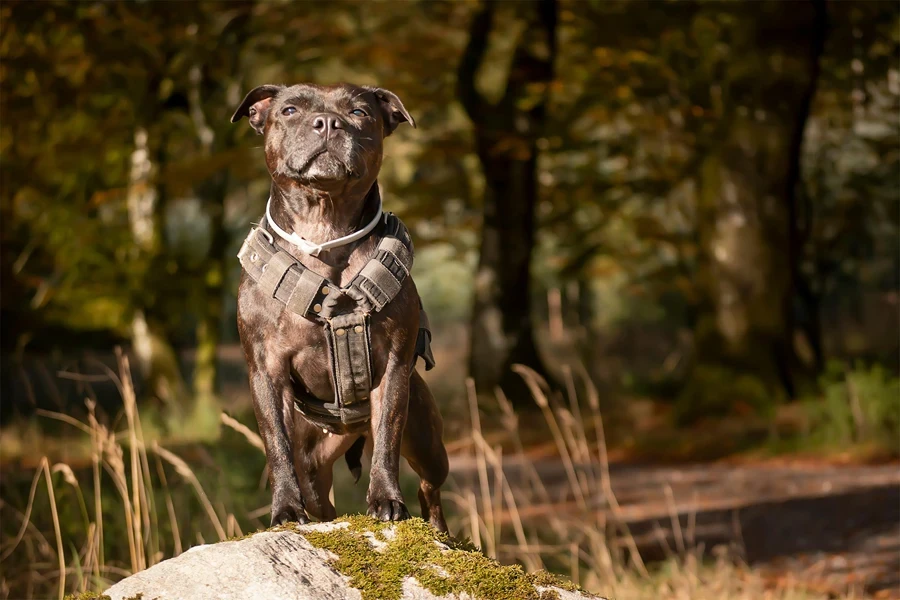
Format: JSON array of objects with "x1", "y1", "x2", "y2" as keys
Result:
[{"x1": 294, "y1": 148, "x2": 360, "y2": 182}]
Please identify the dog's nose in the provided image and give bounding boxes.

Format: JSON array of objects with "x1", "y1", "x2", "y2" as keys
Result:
[{"x1": 312, "y1": 114, "x2": 344, "y2": 137}]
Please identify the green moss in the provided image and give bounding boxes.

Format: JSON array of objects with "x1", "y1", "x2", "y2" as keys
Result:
[
  {"x1": 65, "y1": 590, "x2": 150, "y2": 600},
  {"x1": 301, "y1": 515, "x2": 589, "y2": 600},
  {"x1": 530, "y1": 570, "x2": 579, "y2": 592},
  {"x1": 64, "y1": 593, "x2": 111, "y2": 600},
  {"x1": 65, "y1": 591, "x2": 149, "y2": 600}
]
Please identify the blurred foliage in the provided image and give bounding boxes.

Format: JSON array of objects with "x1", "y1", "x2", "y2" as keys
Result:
[
  {"x1": 0, "y1": 0, "x2": 897, "y2": 422},
  {"x1": 803, "y1": 361, "x2": 900, "y2": 448},
  {"x1": 674, "y1": 364, "x2": 776, "y2": 427},
  {"x1": 1, "y1": 5, "x2": 898, "y2": 596}
]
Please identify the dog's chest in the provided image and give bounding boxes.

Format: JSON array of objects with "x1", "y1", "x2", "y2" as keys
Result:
[
  {"x1": 236, "y1": 227, "x2": 418, "y2": 411},
  {"x1": 283, "y1": 313, "x2": 334, "y2": 399},
  {"x1": 261, "y1": 244, "x2": 379, "y2": 400}
]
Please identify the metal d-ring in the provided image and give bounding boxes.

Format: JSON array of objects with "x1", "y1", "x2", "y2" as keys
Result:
[{"x1": 257, "y1": 227, "x2": 274, "y2": 245}]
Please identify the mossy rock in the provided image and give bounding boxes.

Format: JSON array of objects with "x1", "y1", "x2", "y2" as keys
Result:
[
  {"x1": 100, "y1": 515, "x2": 603, "y2": 600},
  {"x1": 298, "y1": 515, "x2": 584, "y2": 600}
]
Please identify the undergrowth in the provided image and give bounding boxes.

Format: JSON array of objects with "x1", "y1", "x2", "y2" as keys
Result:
[
  {"x1": 802, "y1": 360, "x2": 900, "y2": 449},
  {"x1": 1, "y1": 356, "x2": 865, "y2": 599}
]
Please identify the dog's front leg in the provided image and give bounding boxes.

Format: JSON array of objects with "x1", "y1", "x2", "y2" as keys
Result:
[
  {"x1": 366, "y1": 362, "x2": 411, "y2": 522},
  {"x1": 248, "y1": 365, "x2": 308, "y2": 526}
]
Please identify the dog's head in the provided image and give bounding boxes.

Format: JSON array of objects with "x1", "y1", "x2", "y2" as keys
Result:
[{"x1": 231, "y1": 83, "x2": 414, "y2": 195}]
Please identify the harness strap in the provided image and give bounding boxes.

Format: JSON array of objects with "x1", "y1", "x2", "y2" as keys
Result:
[
  {"x1": 287, "y1": 268, "x2": 327, "y2": 317},
  {"x1": 416, "y1": 304, "x2": 436, "y2": 371},
  {"x1": 258, "y1": 251, "x2": 297, "y2": 297},
  {"x1": 345, "y1": 215, "x2": 414, "y2": 313},
  {"x1": 381, "y1": 237, "x2": 412, "y2": 272},
  {"x1": 357, "y1": 260, "x2": 403, "y2": 311},
  {"x1": 237, "y1": 211, "x2": 434, "y2": 426},
  {"x1": 292, "y1": 395, "x2": 372, "y2": 426},
  {"x1": 238, "y1": 229, "x2": 336, "y2": 320},
  {"x1": 327, "y1": 313, "x2": 373, "y2": 406}
]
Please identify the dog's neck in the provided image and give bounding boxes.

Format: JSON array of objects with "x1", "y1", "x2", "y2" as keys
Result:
[{"x1": 267, "y1": 182, "x2": 381, "y2": 261}]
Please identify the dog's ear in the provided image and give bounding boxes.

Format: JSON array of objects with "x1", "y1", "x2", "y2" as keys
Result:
[
  {"x1": 231, "y1": 85, "x2": 284, "y2": 134},
  {"x1": 366, "y1": 87, "x2": 416, "y2": 136}
]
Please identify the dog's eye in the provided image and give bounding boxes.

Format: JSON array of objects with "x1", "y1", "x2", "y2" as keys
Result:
[
  {"x1": 350, "y1": 108, "x2": 368, "y2": 117},
  {"x1": 282, "y1": 106, "x2": 297, "y2": 116}
]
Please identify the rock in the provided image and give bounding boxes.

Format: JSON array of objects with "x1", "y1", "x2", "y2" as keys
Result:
[{"x1": 103, "y1": 516, "x2": 603, "y2": 600}]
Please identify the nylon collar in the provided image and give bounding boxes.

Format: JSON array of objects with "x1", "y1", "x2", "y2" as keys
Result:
[{"x1": 265, "y1": 194, "x2": 383, "y2": 257}]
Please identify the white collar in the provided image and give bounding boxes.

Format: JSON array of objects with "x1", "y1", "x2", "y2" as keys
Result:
[{"x1": 265, "y1": 194, "x2": 383, "y2": 257}]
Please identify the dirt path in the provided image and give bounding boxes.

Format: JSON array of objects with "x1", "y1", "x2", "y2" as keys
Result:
[{"x1": 449, "y1": 458, "x2": 900, "y2": 598}]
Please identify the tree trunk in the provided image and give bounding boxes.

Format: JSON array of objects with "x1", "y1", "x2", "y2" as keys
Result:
[
  {"x1": 192, "y1": 165, "x2": 229, "y2": 419},
  {"x1": 685, "y1": 146, "x2": 795, "y2": 421},
  {"x1": 187, "y1": 60, "x2": 226, "y2": 412},
  {"x1": 788, "y1": 0, "x2": 829, "y2": 377},
  {"x1": 187, "y1": 11, "x2": 251, "y2": 414},
  {"x1": 193, "y1": 193, "x2": 226, "y2": 409},
  {"x1": 470, "y1": 142, "x2": 547, "y2": 400},
  {"x1": 127, "y1": 127, "x2": 189, "y2": 411},
  {"x1": 458, "y1": 0, "x2": 558, "y2": 405},
  {"x1": 678, "y1": 1, "x2": 828, "y2": 423}
]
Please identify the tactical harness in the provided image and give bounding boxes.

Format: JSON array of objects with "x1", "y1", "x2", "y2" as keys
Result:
[{"x1": 237, "y1": 210, "x2": 434, "y2": 427}]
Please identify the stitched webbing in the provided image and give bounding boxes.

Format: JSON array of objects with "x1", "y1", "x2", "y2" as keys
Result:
[
  {"x1": 288, "y1": 268, "x2": 326, "y2": 316},
  {"x1": 258, "y1": 251, "x2": 297, "y2": 297},
  {"x1": 238, "y1": 229, "x2": 335, "y2": 320},
  {"x1": 380, "y1": 237, "x2": 412, "y2": 273},
  {"x1": 237, "y1": 212, "x2": 434, "y2": 424},
  {"x1": 327, "y1": 313, "x2": 372, "y2": 407},
  {"x1": 348, "y1": 214, "x2": 414, "y2": 312},
  {"x1": 358, "y1": 260, "x2": 403, "y2": 310}
]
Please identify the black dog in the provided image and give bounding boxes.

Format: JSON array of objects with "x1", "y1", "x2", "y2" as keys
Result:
[{"x1": 231, "y1": 83, "x2": 448, "y2": 532}]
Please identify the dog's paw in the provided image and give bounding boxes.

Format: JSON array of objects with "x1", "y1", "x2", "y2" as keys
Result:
[
  {"x1": 271, "y1": 488, "x2": 309, "y2": 526},
  {"x1": 367, "y1": 498, "x2": 410, "y2": 522},
  {"x1": 271, "y1": 504, "x2": 309, "y2": 526}
]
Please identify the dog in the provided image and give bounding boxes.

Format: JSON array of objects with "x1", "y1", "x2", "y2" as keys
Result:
[{"x1": 231, "y1": 82, "x2": 448, "y2": 532}]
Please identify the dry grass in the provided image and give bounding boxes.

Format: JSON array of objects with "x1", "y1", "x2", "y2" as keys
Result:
[
  {"x1": 0, "y1": 356, "x2": 860, "y2": 600},
  {"x1": 443, "y1": 365, "x2": 858, "y2": 600},
  {"x1": 0, "y1": 352, "x2": 248, "y2": 599}
]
